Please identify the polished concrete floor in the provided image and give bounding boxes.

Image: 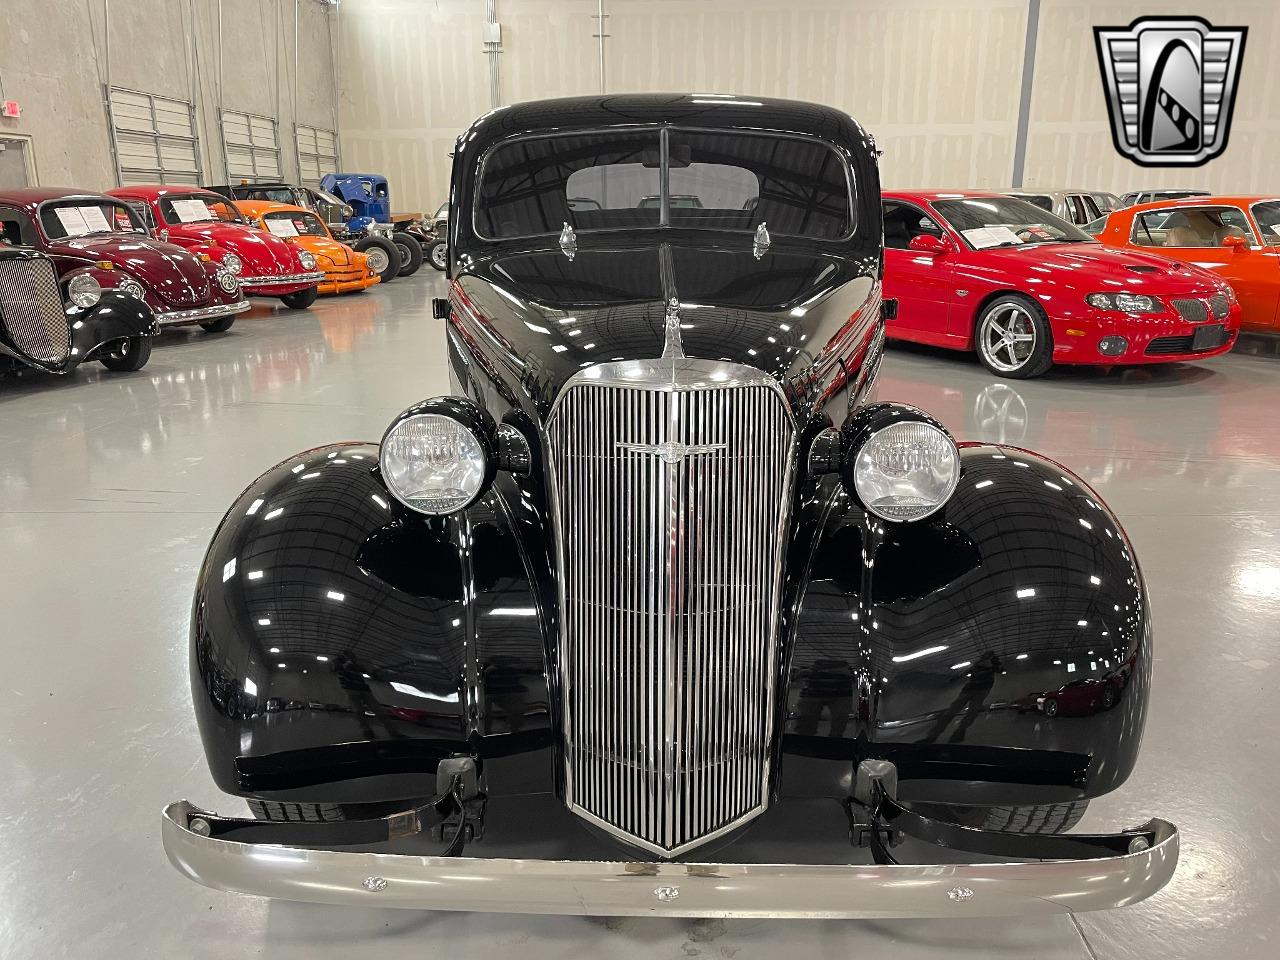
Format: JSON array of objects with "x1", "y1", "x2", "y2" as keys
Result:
[{"x1": 3, "y1": 273, "x2": 1276, "y2": 958}]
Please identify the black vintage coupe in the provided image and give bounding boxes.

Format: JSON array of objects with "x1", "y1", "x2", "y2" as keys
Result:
[
  {"x1": 0, "y1": 244, "x2": 157, "y2": 376},
  {"x1": 165, "y1": 95, "x2": 1176, "y2": 917}
]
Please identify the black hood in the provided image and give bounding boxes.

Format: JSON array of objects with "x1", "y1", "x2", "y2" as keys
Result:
[{"x1": 453, "y1": 239, "x2": 878, "y2": 409}]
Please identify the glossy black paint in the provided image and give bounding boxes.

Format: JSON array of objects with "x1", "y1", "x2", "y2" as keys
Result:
[
  {"x1": 0, "y1": 247, "x2": 157, "y2": 375},
  {"x1": 189, "y1": 95, "x2": 1150, "y2": 844}
]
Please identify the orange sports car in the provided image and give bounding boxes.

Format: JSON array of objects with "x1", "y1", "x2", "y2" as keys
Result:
[
  {"x1": 1094, "y1": 196, "x2": 1280, "y2": 333},
  {"x1": 234, "y1": 200, "x2": 380, "y2": 295}
]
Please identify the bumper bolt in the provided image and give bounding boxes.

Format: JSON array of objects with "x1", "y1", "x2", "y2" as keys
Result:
[
  {"x1": 363, "y1": 876, "x2": 388, "y2": 893},
  {"x1": 653, "y1": 885, "x2": 680, "y2": 902},
  {"x1": 189, "y1": 818, "x2": 211, "y2": 836},
  {"x1": 1128, "y1": 837, "x2": 1151, "y2": 854},
  {"x1": 947, "y1": 886, "x2": 974, "y2": 903}
]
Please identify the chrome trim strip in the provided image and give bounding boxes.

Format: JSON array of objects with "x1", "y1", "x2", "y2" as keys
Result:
[
  {"x1": 239, "y1": 270, "x2": 325, "y2": 287},
  {"x1": 154, "y1": 300, "x2": 251, "y2": 325},
  {"x1": 162, "y1": 801, "x2": 1179, "y2": 918},
  {"x1": 545, "y1": 357, "x2": 797, "y2": 857}
]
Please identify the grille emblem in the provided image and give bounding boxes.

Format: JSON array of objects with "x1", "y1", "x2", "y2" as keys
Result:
[{"x1": 617, "y1": 440, "x2": 727, "y2": 464}]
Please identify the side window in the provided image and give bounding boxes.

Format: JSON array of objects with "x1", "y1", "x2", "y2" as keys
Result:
[
  {"x1": 0, "y1": 206, "x2": 37, "y2": 246},
  {"x1": 882, "y1": 202, "x2": 944, "y2": 250},
  {"x1": 126, "y1": 201, "x2": 157, "y2": 233},
  {"x1": 1076, "y1": 195, "x2": 1102, "y2": 221},
  {"x1": 1064, "y1": 195, "x2": 1087, "y2": 223},
  {"x1": 1133, "y1": 206, "x2": 1255, "y2": 248}
]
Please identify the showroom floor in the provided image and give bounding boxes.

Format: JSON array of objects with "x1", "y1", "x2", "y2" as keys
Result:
[{"x1": 3, "y1": 272, "x2": 1275, "y2": 959}]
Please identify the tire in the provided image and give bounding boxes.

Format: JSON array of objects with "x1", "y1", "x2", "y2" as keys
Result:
[
  {"x1": 1043, "y1": 697, "x2": 1060, "y2": 718},
  {"x1": 393, "y1": 231, "x2": 424, "y2": 277},
  {"x1": 98, "y1": 335, "x2": 152, "y2": 372},
  {"x1": 199, "y1": 315, "x2": 236, "y2": 333},
  {"x1": 248, "y1": 798, "x2": 422, "y2": 823},
  {"x1": 427, "y1": 238, "x2": 447, "y2": 272},
  {"x1": 280, "y1": 287, "x2": 319, "y2": 310},
  {"x1": 355, "y1": 235, "x2": 400, "y2": 284},
  {"x1": 974, "y1": 294, "x2": 1054, "y2": 379},
  {"x1": 917, "y1": 800, "x2": 1089, "y2": 835}
]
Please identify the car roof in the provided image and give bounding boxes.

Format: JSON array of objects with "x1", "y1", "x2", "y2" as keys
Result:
[
  {"x1": 234, "y1": 199, "x2": 313, "y2": 218},
  {"x1": 461, "y1": 93, "x2": 870, "y2": 154},
  {"x1": 0, "y1": 187, "x2": 123, "y2": 210},
  {"x1": 1126, "y1": 195, "x2": 1280, "y2": 214},
  {"x1": 107, "y1": 184, "x2": 222, "y2": 200},
  {"x1": 882, "y1": 190, "x2": 1004, "y2": 202}
]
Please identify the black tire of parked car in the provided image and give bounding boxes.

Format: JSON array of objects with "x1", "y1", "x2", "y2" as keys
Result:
[
  {"x1": 280, "y1": 287, "x2": 320, "y2": 310},
  {"x1": 427, "y1": 238, "x2": 447, "y2": 271},
  {"x1": 916, "y1": 800, "x2": 1089, "y2": 835},
  {"x1": 974, "y1": 293, "x2": 1055, "y2": 379},
  {"x1": 355, "y1": 235, "x2": 401, "y2": 284},
  {"x1": 199, "y1": 315, "x2": 236, "y2": 333},
  {"x1": 98, "y1": 336, "x2": 152, "y2": 372},
  {"x1": 393, "y1": 231, "x2": 424, "y2": 277}
]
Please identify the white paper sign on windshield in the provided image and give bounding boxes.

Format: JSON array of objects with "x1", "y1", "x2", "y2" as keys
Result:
[
  {"x1": 265, "y1": 218, "x2": 299, "y2": 238},
  {"x1": 79, "y1": 206, "x2": 112, "y2": 233},
  {"x1": 170, "y1": 198, "x2": 213, "y2": 223},
  {"x1": 962, "y1": 226, "x2": 1023, "y2": 249},
  {"x1": 54, "y1": 207, "x2": 91, "y2": 236}
]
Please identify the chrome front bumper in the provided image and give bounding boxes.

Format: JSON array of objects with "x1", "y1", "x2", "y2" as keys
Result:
[
  {"x1": 162, "y1": 800, "x2": 1177, "y2": 918},
  {"x1": 155, "y1": 300, "x2": 252, "y2": 326},
  {"x1": 240, "y1": 271, "x2": 325, "y2": 289}
]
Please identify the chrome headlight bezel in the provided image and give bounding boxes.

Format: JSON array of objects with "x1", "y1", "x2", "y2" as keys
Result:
[
  {"x1": 297, "y1": 250, "x2": 317, "y2": 271},
  {"x1": 1085, "y1": 292, "x2": 1163, "y2": 314},
  {"x1": 842, "y1": 404, "x2": 961, "y2": 523},
  {"x1": 220, "y1": 252, "x2": 243, "y2": 276},
  {"x1": 68, "y1": 273, "x2": 103, "y2": 309},
  {"x1": 379, "y1": 398, "x2": 498, "y2": 515}
]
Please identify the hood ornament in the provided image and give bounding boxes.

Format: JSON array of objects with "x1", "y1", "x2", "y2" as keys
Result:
[
  {"x1": 558, "y1": 222, "x2": 577, "y2": 261},
  {"x1": 661, "y1": 297, "x2": 685, "y2": 359},
  {"x1": 753, "y1": 221, "x2": 771, "y2": 259}
]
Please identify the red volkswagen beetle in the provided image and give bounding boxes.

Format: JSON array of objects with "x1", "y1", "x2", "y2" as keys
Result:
[
  {"x1": 882, "y1": 191, "x2": 1242, "y2": 378},
  {"x1": 0, "y1": 188, "x2": 249, "y2": 333},
  {"x1": 106, "y1": 185, "x2": 324, "y2": 310}
]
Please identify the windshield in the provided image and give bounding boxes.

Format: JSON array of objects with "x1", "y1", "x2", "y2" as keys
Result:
[
  {"x1": 261, "y1": 210, "x2": 328, "y2": 238},
  {"x1": 40, "y1": 200, "x2": 143, "y2": 239},
  {"x1": 932, "y1": 196, "x2": 1092, "y2": 249},
  {"x1": 1015, "y1": 194, "x2": 1053, "y2": 212},
  {"x1": 434, "y1": 202, "x2": 449, "y2": 220},
  {"x1": 242, "y1": 186, "x2": 305, "y2": 206},
  {"x1": 1083, "y1": 215, "x2": 1109, "y2": 236},
  {"x1": 1250, "y1": 202, "x2": 1280, "y2": 246},
  {"x1": 1090, "y1": 192, "x2": 1119, "y2": 212},
  {"x1": 475, "y1": 128, "x2": 853, "y2": 241},
  {"x1": 158, "y1": 193, "x2": 246, "y2": 226}
]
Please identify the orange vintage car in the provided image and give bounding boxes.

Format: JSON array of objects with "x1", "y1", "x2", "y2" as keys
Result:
[
  {"x1": 233, "y1": 200, "x2": 380, "y2": 295},
  {"x1": 1094, "y1": 196, "x2": 1280, "y2": 333}
]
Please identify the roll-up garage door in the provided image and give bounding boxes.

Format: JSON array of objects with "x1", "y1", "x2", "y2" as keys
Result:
[
  {"x1": 222, "y1": 111, "x2": 282, "y2": 182},
  {"x1": 106, "y1": 87, "x2": 201, "y2": 185},
  {"x1": 295, "y1": 125, "x2": 339, "y2": 187}
]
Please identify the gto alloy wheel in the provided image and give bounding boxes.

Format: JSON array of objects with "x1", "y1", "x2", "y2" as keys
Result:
[{"x1": 976, "y1": 296, "x2": 1054, "y2": 379}]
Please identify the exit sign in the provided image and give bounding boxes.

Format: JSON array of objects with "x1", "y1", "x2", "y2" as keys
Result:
[{"x1": 1, "y1": 101, "x2": 20, "y2": 118}]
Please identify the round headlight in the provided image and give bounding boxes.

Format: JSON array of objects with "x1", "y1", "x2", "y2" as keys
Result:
[
  {"x1": 298, "y1": 250, "x2": 317, "y2": 270},
  {"x1": 217, "y1": 269, "x2": 239, "y2": 294},
  {"x1": 381, "y1": 412, "x2": 489, "y2": 514},
  {"x1": 221, "y1": 252, "x2": 243, "y2": 276},
  {"x1": 852, "y1": 419, "x2": 960, "y2": 522},
  {"x1": 68, "y1": 273, "x2": 102, "y2": 309},
  {"x1": 118, "y1": 277, "x2": 146, "y2": 300}
]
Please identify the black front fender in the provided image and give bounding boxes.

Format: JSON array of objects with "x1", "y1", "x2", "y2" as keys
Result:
[
  {"x1": 783, "y1": 443, "x2": 1150, "y2": 806},
  {"x1": 190, "y1": 443, "x2": 553, "y2": 803},
  {"x1": 72, "y1": 292, "x2": 159, "y2": 361}
]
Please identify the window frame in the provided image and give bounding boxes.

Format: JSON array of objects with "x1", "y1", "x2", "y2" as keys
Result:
[
  {"x1": 0, "y1": 204, "x2": 38, "y2": 247},
  {"x1": 470, "y1": 124, "x2": 857, "y2": 244},
  {"x1": 36, "y1": 198, "x2": 145, "y2": 242},
  {"x1": 1129, "y1": 203, "x2": 1260, "y2": 249},
  {"x1": 881, "y1": 199, "x2": 947, "y2": 251}
]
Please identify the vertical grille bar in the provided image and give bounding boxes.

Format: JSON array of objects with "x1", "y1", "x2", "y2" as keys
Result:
[
  {"x1": 547, "y1": 361, "x2": 795, "y2": 856},
  {"x1": 0, "y1": 258, "x2": 70, "y2": 365}
]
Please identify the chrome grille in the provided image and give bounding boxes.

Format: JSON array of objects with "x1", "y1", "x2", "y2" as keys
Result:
[
  {"x1": 1209, "y1": 294, "x2": 1230, "y2": 319},
  {"x1": 1170, "y1": 297, "x2": 1209, "y2": 323},
  {"x1": 546, "y1": 359, "x2": 795, "y2": 856},
  {"x1": 0, "y1": 258, "x2": 69, "y2": 364}
]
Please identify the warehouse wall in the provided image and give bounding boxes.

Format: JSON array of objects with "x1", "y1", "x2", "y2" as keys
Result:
[
  {"x1": 0, "y1": 0, "x2": 338, "y2": 191},
  {"x1": 1023, "y1": 0, "x2": 1279, "y2": 195},
  {"x1": 339, "y1": 0, "x2": 1279, "y2": 214}
]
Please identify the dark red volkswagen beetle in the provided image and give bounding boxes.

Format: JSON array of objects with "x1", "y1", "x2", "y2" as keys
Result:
[{"x1": 0, "y1": 188, "x2": 249, "y2": 333}]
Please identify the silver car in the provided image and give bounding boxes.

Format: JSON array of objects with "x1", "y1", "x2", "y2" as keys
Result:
[{"x1": 1004, "y1": 189, "x2": 1118, "y2": 226}]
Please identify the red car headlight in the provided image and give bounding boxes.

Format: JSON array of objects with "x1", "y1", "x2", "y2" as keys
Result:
[{"x1": 1085, "y1": 292, "x2": 1164, "y2": 314}]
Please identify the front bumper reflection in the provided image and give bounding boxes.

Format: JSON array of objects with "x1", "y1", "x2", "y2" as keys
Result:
[{"x1": 162, "y1": 799, "x2": 1177, "y2": 918}]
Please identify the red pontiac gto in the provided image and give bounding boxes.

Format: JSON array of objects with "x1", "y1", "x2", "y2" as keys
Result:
[
  {"x1": 106, "y1": 185, "x2": 324, "y2": 310},
  {"x1": 0, "y1": 188, "x2": 249, "y2": 332},
  {"x1": 881, "y1": 190, "x2": 1242, "y2": 378}
]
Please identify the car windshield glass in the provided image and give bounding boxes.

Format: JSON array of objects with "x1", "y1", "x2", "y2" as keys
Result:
[
  {"x1": 1132, "y1": 205, "x2": 1255, "y2": 248},
  {"x1": 434, "y1": 202, "x2": 449, "y2": 219},
  {"x1": 476, "y1": 128, "x2": 853, "y2": 240},
  {"x1": 40, "y1": 200, "x2": 142, "y2": 239},
  {"x1": 261, "y1": 210, "x2": 327, "y2": 238},
  {"x1": 1016, "y1": 194, "x2": 1053, "y2": 212},
  {"x1": 932, "y1": 196, "x2": 1091, "y2": 248},
  {"x1": 244, "y1": 187, "x2": 299, "y2": 204},
  {"x1": 1091, "y1": 192, "x2": 1119, "y2": 212},
  {"x1": 158, "y1": 193, "x2": 245, "y2": 226},
  {"x1": 1250, "y1": 202, "x2": 1280, "y2": 246},
  {"x1": 1083, "y1": 215, "x2": 1108, "y2": 235}
]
